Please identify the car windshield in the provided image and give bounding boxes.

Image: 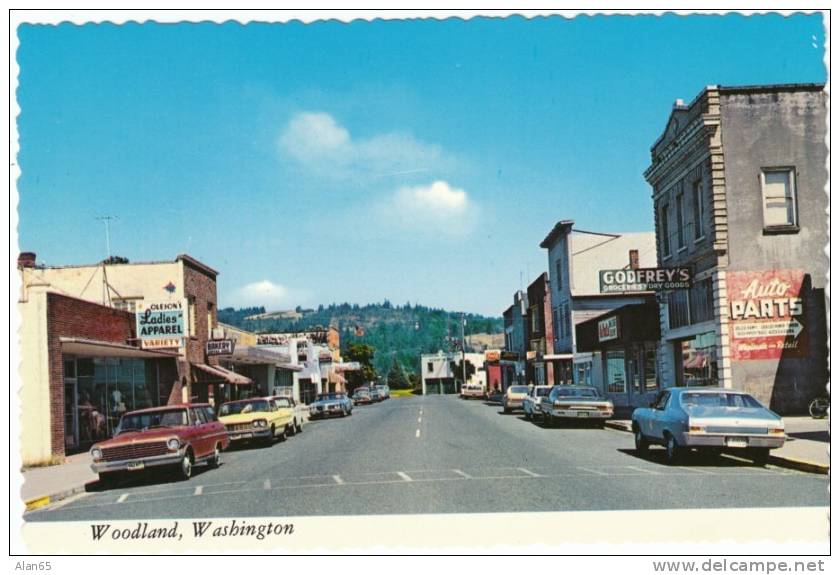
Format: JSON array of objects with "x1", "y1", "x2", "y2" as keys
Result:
[
  {"x1": 536, "y1": 388, "x2": 551, "y2": 396},
  {"x1": 273, "y1": 399, "x2": 291, "y2": 408},
  {"x1": 118, "y1": 409, "x2": 188, "y2": 432},
  {"x1": 510, "y1": 386, "x2": 530, "y2": 394},
  {"x1": 354, "y1": 391, "x2": 369, "y2": 396},
  {"x1": 316, "y1": 394, "x2": 344, "y2": 401},
  {"x1": 219, "y1": 400, "x2": 271, "y2": 416},
  {"x1": 681, "y1": 392, "x2": 764, "y2": 409},
  {"x1": 553, "y1": 387, "x2": 600, "y2": 398}
]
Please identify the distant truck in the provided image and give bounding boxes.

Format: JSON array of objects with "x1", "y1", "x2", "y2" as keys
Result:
[{"x1": 461, "y1": 384, "x2": 487, "y2": 399}]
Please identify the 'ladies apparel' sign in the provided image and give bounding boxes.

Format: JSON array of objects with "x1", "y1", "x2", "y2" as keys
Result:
[{"x1": 136, "y1": 300, "x2": 187, "y2": 349}]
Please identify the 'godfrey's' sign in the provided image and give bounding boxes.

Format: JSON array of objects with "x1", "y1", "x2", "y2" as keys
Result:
[
  {"x1": 599, "y1": 267, "x2": 692, "y2": 293},
  {"x1": 136, "y1": 300, "x2": 187, "y2": 349}
]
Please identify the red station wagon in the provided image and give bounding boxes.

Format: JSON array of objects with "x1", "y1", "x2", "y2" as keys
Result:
[{"x1": 90, "y1": 403, "x2": 229, "y2": 485}]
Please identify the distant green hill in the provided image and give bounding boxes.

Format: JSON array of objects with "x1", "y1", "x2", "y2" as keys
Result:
[{"x1": 217, "y1": 302, "x2": 503, "y2": 377}]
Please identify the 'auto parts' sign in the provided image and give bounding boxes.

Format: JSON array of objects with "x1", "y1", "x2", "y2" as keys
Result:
[
  {"x1": 136, "y1": 300, "x2": 187, "y2": 349},
  {"x1": 727, "y1": 270, "x2": 807, "y2": 360}
]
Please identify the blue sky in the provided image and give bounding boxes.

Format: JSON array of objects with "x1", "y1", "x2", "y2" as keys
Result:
[{"x1": 16, "y1": 13, "x2": 826, "y2": 316}]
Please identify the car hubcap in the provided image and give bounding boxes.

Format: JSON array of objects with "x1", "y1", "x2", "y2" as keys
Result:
[{"x1": 183, "y1": 456, "x2": 192, "y2": 477}]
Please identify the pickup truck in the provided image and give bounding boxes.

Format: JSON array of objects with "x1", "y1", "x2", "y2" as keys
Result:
[{"x1": 270, "y1": 395, "x2": 307, "y2": 435}]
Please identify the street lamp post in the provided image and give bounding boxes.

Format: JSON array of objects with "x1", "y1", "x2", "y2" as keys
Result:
[{"x1": 460, "y1": 312, "x2": 466, "y2": 394}]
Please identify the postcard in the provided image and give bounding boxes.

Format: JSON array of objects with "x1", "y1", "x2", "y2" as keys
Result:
[{"x1": 10, "y1": 8, "x2": 831, "y2": 559}]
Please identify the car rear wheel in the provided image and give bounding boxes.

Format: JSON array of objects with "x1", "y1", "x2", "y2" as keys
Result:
[
  {"x1": 525, "y1": 411, "x2": 532, "y2": 420},
  {"x1": 751, "y1": 448, "x2": 771, "y2": 467},
  {"x1": 296, "y1": 420, "x2": 304, "y2": 433},
  {"x1": 288, "y1": 421, "x2": 297, "y2": 436},
  {"x1": 634, "y1": 428, "x2": 649, "y2": 455},
  {"x1": 664, "y1": 434, "x2": 682, "y2": 465}
]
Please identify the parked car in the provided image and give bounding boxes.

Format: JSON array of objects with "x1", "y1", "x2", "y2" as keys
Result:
[
  {"x1": 352, "y1": 388, "x2": 373, "y2": 404},
  {"x1": 632, "y1": 387, "x2": 785, "y2": 465},
  {"x1": 375, "y1": 384, "x2": 390, "y2": 399},
  {"x1": 461, "y1": 384, "x2": 487, "y2": 399},
  {"x1": 540, "y1": 385, "x2": 614, "y2": 426},
  {"x1": 309, "y1": 392, "x2": 353, "y2": 419},
  {"x1": 219, "y1": 397, "x2": 292, "y2": 446},
  {"x1": 369, "y1": 387, "x2": 384, "y2": 402},
  {"x1": 90, "y1": 403, "x2": 228, "y2": 485},
  {"x1": 502, "y1": 385, "x2": 531, "y2": 413},
  {"x1": 523, "y1": 385, "x2": 553, "y2": 420},
  {"x1": 270, "y1": 395, "x2": 306, "y2": 436}
]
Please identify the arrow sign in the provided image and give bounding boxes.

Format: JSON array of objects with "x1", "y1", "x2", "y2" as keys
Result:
[{"x1": 732, "y1": 318, "x2": 804, "y2": 339}]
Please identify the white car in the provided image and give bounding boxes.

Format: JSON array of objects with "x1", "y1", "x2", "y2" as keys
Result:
[
  {"x1": 270, "y1": 395, "x2": 307, "y2": 435},
  {"x1": 523, "y1": 385, "x2": 553, "y2": 420}
]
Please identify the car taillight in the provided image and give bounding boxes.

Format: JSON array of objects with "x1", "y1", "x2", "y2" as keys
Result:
[
  {"x1": 688, "y1": 425, "x2": 705, "y2": 433},
  {"x1": 769, "y1": 428, "x2": 785, "y2": 435}
]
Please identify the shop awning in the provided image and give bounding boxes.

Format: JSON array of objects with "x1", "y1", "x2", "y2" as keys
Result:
[
  {"x1": 277, "y1": 363, "x2": 304, "y2": 372},
  {"x1": 192, "y1": 363, "x2": 253, "y2": 385},
  {"x1": 60, "y1": 337, "x2": 181, "y2": 359}
]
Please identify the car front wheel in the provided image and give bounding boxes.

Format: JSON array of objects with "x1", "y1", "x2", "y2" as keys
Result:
[{"x1": 178, "y1": 451, "x2": 193, "y2": 480}]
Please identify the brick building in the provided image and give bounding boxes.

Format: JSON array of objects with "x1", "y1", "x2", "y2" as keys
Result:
[{"x1": 18, "y1": 253, "x2": 247, "y2": 464}]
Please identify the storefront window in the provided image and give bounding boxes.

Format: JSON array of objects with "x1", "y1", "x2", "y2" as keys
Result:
[
  {"x1": 65, "y1": 356, "x2": 160, "y2": 451},
  {"x1": 644, "y1": 345, "x2": 658, "y2": 392},
  {"x1": 575, "y1": 362, "x2": 592, "y2": 386},
  {"x1": 679, "y1": 332, "x2": 717, "y2": 387},
  {"x1": 605, "y1": 350, "x2": 626, "y2": 393}
]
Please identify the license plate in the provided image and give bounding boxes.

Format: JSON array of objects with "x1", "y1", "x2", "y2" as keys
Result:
[
  {"x1": 726, "y1": 437, "x2": 748, "y2": 448},
  {"x1": 577, "y1": 412, "x2": 590, "y2": 417},
  {"x1": 240, "y1": 432, "x2": 252, "y2": 439},
  {"x1": 126, "y1": 461, "x2": 145, "y2": 471}
]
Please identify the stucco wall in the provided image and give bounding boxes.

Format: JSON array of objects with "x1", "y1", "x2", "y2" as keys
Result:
[{"x1": 720, "y1": 88, "x2": 828, "y2": 413}]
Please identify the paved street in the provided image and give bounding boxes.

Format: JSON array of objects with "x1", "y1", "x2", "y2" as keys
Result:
[{"x1": 26, "y1": 396, "x2": 828, "y2": 522}]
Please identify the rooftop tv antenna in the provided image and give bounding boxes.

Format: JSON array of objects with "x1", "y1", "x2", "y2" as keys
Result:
[{"x1": 95, "y1": 215, "x2": 118, "y2": 258}]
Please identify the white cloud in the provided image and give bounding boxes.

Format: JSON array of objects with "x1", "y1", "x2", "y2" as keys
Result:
[
  {"x1": 278, "y1": 112, "x2": 450, "y2": 178},
  {"x1": 231, "y1": 280, "x2": 300, "y2": 310},
  {"x1": 377, "y1": 180, "x2": 478, "y2": 235}
]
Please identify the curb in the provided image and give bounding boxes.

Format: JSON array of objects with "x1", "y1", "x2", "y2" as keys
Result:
[
  {"x1": 24, "y1": 483, "x2": 92, "y2": 512},
  {"x1": 603, "y1": 420, "x2": 828, "y2": 475}
]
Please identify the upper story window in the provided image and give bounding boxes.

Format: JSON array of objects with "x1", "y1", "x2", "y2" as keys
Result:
[
  {"x1": 554, "y1": 258, "x2": 563, "y2": 291},
  {"x1": 207, "y1": 301, "x2": 215, "y2": 336},
  {"x1": 427, "y1": 362, "x2": 433, "y2": 373},
  {"x1": 188, "y1": 296, "x2": 196, "y2": 338},
  {"x1": 530, "y1": 305, "x2": 540, "y2": 334},
  {"x1": 660, "y1": 203, "x2": 671, "y2": 258},
  {"x1": 761, "y1": 168, "x2": 798, "y2": 230},
  {"x1": 692, "y1": 180, "x2": 705, "y2": 240},
  {"x1": 676, "y1": 192, "x2": 686, "y2": 250}
]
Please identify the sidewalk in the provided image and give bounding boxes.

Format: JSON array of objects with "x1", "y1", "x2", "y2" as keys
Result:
[
  {"x1": 605, "y1": 416, "x2": 829, "y2": 474},
  {"x1": 21, "y1": 452, "x2": 97, "y2": 510}
]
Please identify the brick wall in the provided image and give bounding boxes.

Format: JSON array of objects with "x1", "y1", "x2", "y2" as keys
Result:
[{"x1": 45, "y1": 293, "x2": 135, "y2": 457}]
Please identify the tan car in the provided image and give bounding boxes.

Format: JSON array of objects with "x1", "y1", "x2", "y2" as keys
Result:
[
  {"x1": 219, "y1": 397, "x2": 293, "y2": 446},
  {"x1": 503, "y1": 385, "x2": 531, "y2": 413}
]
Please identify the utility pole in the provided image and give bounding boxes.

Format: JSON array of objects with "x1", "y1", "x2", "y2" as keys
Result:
[
  {"x1": 95, "y1": 215, "x2": 117, "y2": 259},
  {"x1": 460, "y1": 312, "x2": 466, "y2": 394}
]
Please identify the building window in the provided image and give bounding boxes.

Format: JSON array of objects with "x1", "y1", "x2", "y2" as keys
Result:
[
  {"x1": 761, "y1": 168, "x2": 797, "y2": 228},
  {"x1": 605, "y1": 350, "x2": 626, "y2": 393},
  {"x1": 575, "y1": 362, "x2": 592, "y2": 386},
  {"x1": 427, "y1": 362, "x2": 433, "y2": 373},
  {"x1": 667, "y1": 290, "x2": 691, "y2": 329},
  {"x1": 692, "y1": 180, "x2": 705, "y2": 240},
  {"x1": 555, "y1": 259, "x2": 563, "y2": 291},
  {"x1": 660, "y1": 204, "x2": 671, "y2": 257},
  {"x1": 676, "y1": 191, "x2": 686, "y2": 250},
  {"x1": 207, "y1": 302, "x2": 215, "y2": 337},
  {"x1": 689, "y1": 278, "x2": 715, "y2": 324},
  {"x1": 678, "y1": 332, "x2": 718, "y2": 387},
  {"x1": 552, "y1": 308, "x2": 559, "y2": 340},
  {"x1": 644, "y1": 344, "x2": 658, "y2": 392},
  {"x1": 530, "y1": 305, "x2": 540, "y2": 334}
]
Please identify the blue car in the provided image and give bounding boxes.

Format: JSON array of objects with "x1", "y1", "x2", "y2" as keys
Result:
[
  {"x1": 632, "y1": 387, "x2": 785, "y2": 465},
  {"x1": 309, "y1": 393, "x2": 353, "y2": 419}
]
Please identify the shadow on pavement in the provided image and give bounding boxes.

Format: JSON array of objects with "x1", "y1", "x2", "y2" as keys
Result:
[
  {"x1": 787, "y1": 430, "x2": 829, "y2": 443},
  {"x1": 86, "y1": 462, "x2": 221, "y2": 492},
  {"x1": 617, "y1": 448, "x2": 763, "y2": 468}
]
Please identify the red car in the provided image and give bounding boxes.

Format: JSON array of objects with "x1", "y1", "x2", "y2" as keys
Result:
[{"x1": 90, "y1": 403, "x2": 229, "y2": 485}]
